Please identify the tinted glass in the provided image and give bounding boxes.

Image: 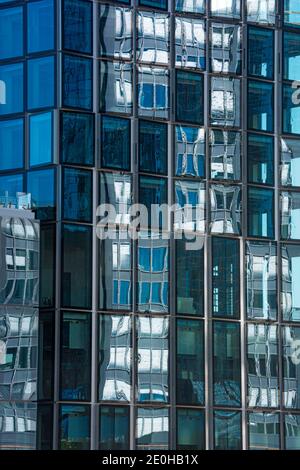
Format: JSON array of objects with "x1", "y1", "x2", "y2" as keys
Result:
[
  {"x1": 248, "y1": 133, "x2": 274, "y2": 185},
  {"x1": 38, "y1": 312, "x2": 54, "y2": 400},
  {"x1": 285, "y1": 414, "x2": 300, "y2": 450},
  {"x1": 248, "y1": 412, "x2": 279, "y2": 450},
  {"x1": 63, "y1": 167, "x2": 92, "y2": 222},
  {"x1": 177, "y1": 409, "x2": 205, "y2": 450},
  {"x1": 101, "y1": 116, "x2": 130, "y2": 171},
  {"x1": 136, "y1": 407, "x2": 169, "y2": 450},
  {"x1": 29, "y1": 112, "x2": 52, "y2": 167},
  {"x1": 281, "y1": 191, "x2": 300, "y2": 240},
  {"x1": 27, "y1": 56, "x2": 55, "y2": 110},
  {"x1": 175, "y1": 17, "x2": 205, "y2": 69},
  {"x1": 282, "y1": 244, "x2": 300, "y2": 322},
  {"x1": 40, "y1": 225, "x2": 55, "y2": 308},
  {"x1": 139, "y1": 177, "x2": 168, "y2": 230},
  {"x1": 248, "y1": 80, "x2": 273, "y2": 132},
  {"x1": 0, "y1": 119, "x2": 23, "y2": 170},
  {"x1": 247, "y1": 0, "x2": 276, "y2": 24},
  {"x1": 138, "y1": 66, "x2": 169, "y2": 119},
  {"x1": 176, "y1": 71, "x2": 203, "y2": 125},
  {"x1": 100, "y1": 5, "x2": 132, "y2": 60},
  {"x1": 210, "y1": 184, "x2": 241, "y2": 235},
  {"x1": 100, "y1": 61, "x2": 132, "y2": 114},
  {"x1": 0, "y1": 174, "x2": 23, "y2": 198},
  {"x1": 61, "y1": 112, "x2": 94, "y2": 166},
  {"x1": 175, "y1": 126, "x2": 205, "y2": 178},
  {"x1": 99, "y1": 406, "x2": 129, "y2": 450},
  {"x1": 139, "y1": 0, "x2": 167, "y2": 10},
  {"x1": 210, "y1": 130, "x2": 241, "y2": 181},
  {"x1": 63, "y1": 0, "x2": 92, "y2": 54},
  {"x1": 283, "y1": 326, "x2": 300, "y2": 409},
  {"x1": 210, "y1": 23, "x2": 241, "y2": 74},
  {"x1": 284, "y1": 32, "x2": 300, "y2": 81},
  {"x1": 0, "y1": 6, "x2": 23, "y2": 60},
  {"x1": 0, "y1": 62, "x2": 23, "y2": 116},
  {"x1": 27, "y1": 168, "x2": 55, "y2": 221},
  {"x1": 248, "y1": 27, "x2": 273, "y2": 78},
  {"x1": 284, "y1": 0, "x2": 300, "y2": 27},
  {"x1": 99, "y1": 172, "x2": 132, "y2": 226},
  {"x1": 248, "y1": 187, "x2": 274, "y2": 238},
  {"x1": 59, "y1": 405, "x2": 90, "y2": 450},
  {"x1": 214, "y1": 410, "x2": 242, "y2": 449},
  {"x1": 37, "y1": 404, "x2": 53, "y2": 450},
  {"x1": 63, "y1": 55, "x2": 92, "y2": 110},
  {"x1": 283, "y1": 83, "x2": 300, "y2": 135},
  {"x1": 27, "y1": 0, "x2": 54, "y2": 53},
  {"x1": 139, "y1": 120, "x2": 167, "y2": 175},
  {"x1": 281, "y1": 138, "x2": 300, "y2": 187},
  {"x1": 210, "y1": 77, "x2": 240, "y2": 127}
]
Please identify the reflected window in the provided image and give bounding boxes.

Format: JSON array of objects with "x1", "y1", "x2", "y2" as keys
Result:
[
  {"x1": 283, "y1": 327, "x2": 300, "y2": 409},
  {"x1": 0, "y1": 6, "x2": 23, "y2": 60},
  {"x1": 101, "y1": 115, "x2": 130, "y2": 171},
  {"x1": 139, "y1": 120, "x2": 167, "y2": 175},
  {"x1": 175, "y1": 0, "x2": 205, "y2": 13},
  {"x1": 210, "y1": 130, "x2": 240, "y2": 181},
  {"x1": 63, "y1": 167, "x2": 92, "y2": 222},
  {"x1": 210, "y1": 184, "x2": 241, "y2": 235},
  {"x1": 63, "y1": 54, "x2": 92, "y2": 110},
  {"x1": 59, "y1": 405, "x2": 90, "y2": 450},
  {"x1": 284, "y1": 0, "x2": 300, "y2": 27},
  {"x1": 139, "y1": 0, "x2": 167, "y2": 10},
  {"x1": 177, "y1": 409, "x2": 205, "y2": 450},
  {"x1": 99, "y1": 315, "x2": 131, "y2": 402},
  {"x1": 210, "y1": 0, "x2": 240, "y2": 18},
  {"x1": 99, "y1": 5, "x2": 132, "y2": 60},
  {"x1": 100, "y1": 172, "x2": 132, "y2": 226},
  {"x1": 174, "y1": 180, "x2": 205, "y2": 232},
  {"x1": 99, "y1": 406, "x2": 129, "y2": 450},
  {"x1": 175, "y1": 17, "x2": 205, "y2": 69},
  {"x1": 247, "y1": 0, "x2": 276, "y2": 24},
  {"x1": 27, "y1": 168, "x2": 55, "y2": 221},
  {"x1": 177, "y1": 319, "x2": 204, "y2": 404},
  {"x1": 175, "y1": 126, "x2": 205, "y2": 178},
  {"x1": 282, "y1": 244, "x2": 300, "y2": 322},
  {"x1": 285, "y1": 414, "x2": 300, "y2": 450},
  {"x1": 27, "y1": 56, "x2": 55, "y2": 110},
  {"x1": 138, "y1": 66, "x2": 169, "y2": 119},
  {"x1": 136, "y1": 407, "x2": 169, "y2": 450},
  {"x1": 176, "y1": 71, "x2": 203, "y2": 125},
  {"x1": 27, "y1": 0, "x2": 54, "y2": 54},
  {"x1": 37, "y1": 404, "x2": 53, "y2": 450},
  {"x1": 0, "y1": 119, "x2": 23, "y2": 171},
  {"x1": 281, "y1": 192, "x2": 300, "y2": 240},
  {"x1": 284, "y1": 32, "x2": 300, "y2": 82},
  {"x1": 248, "y1": 27, "x2": 274, "y2": 79},
  {"x1": 29, "y1": 112, "x2": 52, "y2": 167},
  {"x1": 210, "y1": 23, "x2": 241, "y2": 74},
  {"x1": 210, "y1": 77, "x2": 240, "y2": 127},
  {"x1": 248, "y1": 412, "x2": 279, "y2": 450},
  {"x1": 137, "y1": 12, "x2": 169, "y2": 65},
  {"x1": 248, "y1": 187, "x2": 274, "y2": 238},
  {"x1": 61, "y1": 112, "x2": 94, "y2": 166},
  {"x1": 63, "y1": 0, "x2": 92, "y2": 54},
  {"x1": 0, "y1": 403, "x2": 37, "y2": 451},
  {"x1": 0, "y1": 62, "x2": 23, "y2": 116},
  {"x1": 214, "y1": 410, "x2": 242, "y2": 450},
  {"x1": 0, "y1": 174, "x2": 23, "y2": 199},
  {"x1": 40, "y1": 225, "x2": 55, "y2": 308},
  {"x1": 283, "y1": 83, "x2": 300, "y2": 135},
  {"x1": 100, "y1": 61, "x2": 132, "y2": 114},
  {"x1": 139, "y1": 176, "x2": 167, "y2": 230},
  {"x1": 213, "y1": 321, "x2": 241, "y2": 406},
  {"x1": 248, "y1": 133, "x2": 274, "y2": 185},
  {"x1": 281, "y1": 138, "x2": 300, "y2": 187},
  {"x1": 248, "y1": 80, "x2": 273, "y2": 132}
]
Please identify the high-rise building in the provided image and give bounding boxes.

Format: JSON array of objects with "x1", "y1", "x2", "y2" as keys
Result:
[{"x1": 1, "y1": 0, "x2": 300, "y2": 451}]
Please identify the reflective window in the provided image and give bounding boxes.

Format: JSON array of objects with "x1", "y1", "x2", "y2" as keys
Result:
[
  {"x1": 27, "y1": 0, "x2": 54, "y2": 54},
  {"x1": 281, "y1": 192, "x2": 300, "y2": 240},
  {"x1": 99, "y1": 406, "x2": 129, "y2": 450},
  {"x1": 285, "y1": 414, "x2": 300, "y2": 450},
  {"x1": 62, "y1": 224, "x2": 92, "y2": 309},
  {"x1": 248, "y1": 412, "x2": 279, "y2": 450},
  {"x1": 175, "y1": 17, "x2": 205, "y2": 69},
  {"x1": 136, "y1": 407, "x2": 169, "y2": 450},
  {"x1": 248, "y1": 80, "x2": 273, "y2": 132},
  {"x1": 37, "y1": 404, "x2": 53, "y2": 450},
  {"x1": 177, "y1": 409, "x2": 205, "y2": 450},
  {"x1": 283, "y1": 326, "x2": 300, "y2": 409},
  {"x1": 176, "y1": 236, "x2": 204, "y2": 316},
  {"x1": 101, "y1": 115, "x2": 130, "y2": 171},
  {"x1": 282, "y1": 244, "x2": 300, "y2": 322},
  {"x1": 176, "y1": 71, "x2": 203, "y2": 125},
  {"x1": 99, "y1": 5, "x2": 131, "y2": 60},
  {"x1": 138, "y1": 66, "x2": 169, "y2": 119},
  {"x1": 63, "y1": 55, "x2": 92, "y2": 110},
  {"x1": 100, "y1": 61, "x2": 132, "y2": 114},
  {"x1": 177, "y1": 319, "x2": 204, "y2": 404},
  {"x1": 212, "y1": 237, "x2": 240, "y2": 318},
  {"x1": 247, "y1": 0, "x2": 276, "y2": 24},
  {"x1": 27, "y1": 168, "x2": 55, "y2": 221},
  {"x1": 246, "y1": 241, "x2": 277, "y2": 320},
  {"x1": 139, "y1": 0, "x2": 167, "y2": 10},
  {"x1": 175, "y1": 0, "x2": 205, "y2": 14},
  {"x1": 0, "y1": 6, "x2": 23, "y2": 60},
  {"x1": 0, "y1": 403, "x2": 37, "y2": 450},
  {"x1": 27, "y1": 56, "x2": 55, "y2": 110},
  {"x1": 175, "y1": 126, "x2": 205, "y2": 178},
  {"x1": 248, "y1": 187, "x2": 274, "y2": 238},
  {"x1": 61, "y1": 112, "x2": 94, "y2": 166},
  {"x1": 284, "y1": 0, "x2": 300, "y2": 27},
  {"x1": 210, "y1": 77, "x2": 240, "y2": 127},
  {"x1": 210, "y1": 23, "x2": 241, "y2": 74},
  {"x1": 210, "y1": 130, "x2": 241, "y2": 181},
  {"x1": 99, "y1": 315, "x2": 131, "y2": 401},
  {"x1": 63, "y1": 167, "x2": 92, "y2": 222},
  {"x1": 0, "y1": 119, "x2": 23, "y2": 171},
  {"x1": 247, "y1": 324, "x2": 278, "y2": 408},
  {"x1": 210, "y1": 184, "x2": 241, "y2": 235},
  {"x1": 40, "y1": 225, "x2": 55, "y2": 308},
  {"x1": 137, "y1": 12, "x2": 169, "y2": 65},
  {"x1": 281, "y1": 138, "x2": 300, "y2": 187},
  {"x1": 59, "y1": 405, "x2": 90, "y2": 450},
  {"x1": 63, "y1": 0, "x2": 92, "y2": 54},
  {"x1": 174, "y1": 180, "x2": 205, "y2": 232},
  {"x1": 210, "y1": 0, "x2": 240, "y2": 18},
  {"x1": 0, "y1": 62, "x2": 23, "y2": 116},
  {"x1": 139, "y1": 177, "x2": 167, "y2": 230},
  {"x1": 284, "y1": 32, "x2": 300, "y2": 82},
  {"x1": 60, "y1": 312, "x2": 91, "y2": 401},
  {"x1": 0, "y1": 174, "x2": 23, "y2": 198},
  {"x1": 283, "y1": 83, "x2": 300, "y2": 135},
  {"x1": 248, "y1": 27, "x2": 273, "y2": 79},
  {"x1": 248, "y1": 133, "x2": 274, "y2": 185},
  {"x1": 29, "y1": 112, "x2": 53, "y2": 167},
  {"x1": 139, "y1": 120, "x2": 167, "y2": 175},
  {"x1": 38, "y1": 312, "x2": 54, "y2": 401},
  {"x1": 213, "y1": 321, "x2": 241, "y2": 406},
  {"x1": 99, "y1": 172, "x2": 132, "y2": 226},
  {"x1": 214, "y1": 411, "x2": 241, "y2": 450}
]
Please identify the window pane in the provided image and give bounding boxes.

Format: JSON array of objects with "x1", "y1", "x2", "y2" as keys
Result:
[
  {"x1": 0, "y1": 403, "x2": 37, "y2": 450},
  {"x1": 285, "y1": 414, "x2": 300, "y2": 450},
  {"x1": 247, "y1": 0, "x2": 276, "y2": 24},
  {"x1": 138, "y1": 66, "x2": 169, "y2": 119},
  {"x1": 101, "y1": 115, "x2": 130, "y2": 171},
  {"x1": 27, "y1": 56, "x2": 55, "y2": 110},
  {"x1": 176, "y1": 71, "x2": 203, "y2": 125},
  {"x1": 210, "y1": 0, "x2": 240, "y2": 18},
  {"x1": 281, "y1": 138, "x2": 300, "y2": 187},
  {"x1": 282, "y1": 244, "x2": 300, "y2": 322},
  {"x1": 0, "y1": 174, "x2": 23, "y2": 198},
  {"x1": 139, "y1": 0, "x2": 167, "y2": 10},
  {"x1": 284, "y1": 0, "x2": 300, "y2": 27},
  {"x1": 60, "y1": 312, "x2": 91, "y2": 401},
  {"x1": 139, "y1": 120, "x2": 167, "y2": 175},
  {"x1": 248, "y1": 27, "x2": 273, "y2": 79},
  {"x1": 284, "y1": 32, "x2": 300, "y2": 82},
  {"x1": 248, "y1": 187, "x2": 274, "y2": 238},
  {"x1": 99, "y1": 315, "x2": 131, "y2": 402},
  {"x1": 248, "y1": 80, "x2": 273, "y2": 132},
  {"x1": 210, "y1": 130, "x2": 241, "y2": 181},
  {"x1": 248, "y1": 133, "x2": 274, "y2": 185},
  {"x1": 63, "y1": 55, "x2": 92, "y2": 110},
  {"x1": 100, "y1": 61, "x2": 132, "y2": 114},
  {"x1": 40, "y1": 225, "x2": 55, "y2": 308},
  {"x1": 62, "y1": 224, "x2": 92, "y2": 309},
  {"x1": 137, "y1": 12, "x2": 169, "y2": 65},
  {"x1": 214, "y1": 410, "x2": 241, "y2": 450},
  {"x1": 99, "y1": 172, "x2": 132, "y2": 226},
  {"x1": 176, "y1": 236, "x2": 204, "y2": 316},
  {"x1": 139, "y1": 177, "x2": 167, "y2": 230},
  {"x1": 0, "y1": 6, "x2": 23, "y2": 60},
  {"x1": 38, "y1": 313, "x2": 54, "y2": 401},
  {"x1": 175, "y1": 0, "x2": 205, "y2": 14},
  {"x1": 213, "y1": 321, "x2": 241, "y2": 406},
  {"x1": 210, "y1": 23, "x2": 241, "y2": 74},
  {"x1": 27, "y1": 168, "x2": 56, "y2": 221},
  {"x1": 27, "y1": 0, "x2": 54, "y2": 54},
  {"x1": 175, "y1": 125, "x2": 205, "y2": 178},
  {"x1": 281, "y1": 192, "x2": 300, "y2": 240},
  {"x1": 37, "y1": 404, "x2": 53, "y2": 450},
  {"x1": 0, "y1": 119, "x2": 23, "y2": 170},
  {"x1": 136, "y1": 408, "x2": 169, "y2": 450},
  {"x1": 63, "y1": 0, "x2": 92, "y2": 54},
  {"x1": 174, "y1": 180, "x2": 205, "y2": 232},
  {"x1": 283, "y1": 326, "x2": 300, "y2": 409},
  {"x1": 212, "y1": 237, "x2": 240, "y2": 318},
  {"x1": 248, "y1": 412, "x2": 279, "y2": 450},
  {"x1": 59, "y1": 405, "x2": 90, "y2": 450},
  {"x1": 175, "y1": 17, "x2": 205, "y2": 69},
  {"x1": 99, "y1": 406, "x2": 129, "y2": 450},
  {"x1": 61, "y1": 112, "x2": 94, "y2": 166},
  {"x1": 210, "y1": 77, "x2": 240, "y2": 127},
  {"x1": 210, "y1": 184, "x2": 241, "y2": 234},
  {"x1": 283, "y1": 83, "x2": 300, "y2": 135},
  {"x1": 29, "y1": 112, "x2": 52, "y2": 167},
  {"x1": 177, "y1": 319, "x2": 204, "y2": 404},
  {"x1": 63, "y1": 167, "x2": 92, "y2": 222},
  {"x1": 0, "y1": 62, "x2": 23, "y2": 116},
  {"x1": 246, "y1": 241, "x2": 277, "y2": 320},
  {"x1": 177, "y1": 409, "x2": 205, "y2": 450},
  {"x1": 100, "y1": 5, "x2": 132, "y2": 60}
]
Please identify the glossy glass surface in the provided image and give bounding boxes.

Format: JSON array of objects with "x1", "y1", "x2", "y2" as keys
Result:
[
  {"x1": 0, "y1": 62, "x2": 23, "y2": 116},
  {"x1": 59, "y1": 405, "x2": 90, "y2": 450},
  {"x1": 248, "y1": 80, "x2": 273, "y2": 132},
  {"x1": 282, "y1": 244, "x2": 300, "y2": 322},
  {"x1": 29, "y1": 112, "x2": 52, "y2": 167},
  {"x1": 283, "y1": 83, "x2": 300, "y2": 135},
  {"x1": 248, "y1": 187, "x2": 274, "y2": 238},
  {"x1": 136, "y1": 407, "x2": 169, "y2": 450},
  {"x1": 210, "y1": 23, "x2": 241, "y2": 74},
  {"x1": 283, "y1": 326, "x2": 300, "y2": 409},
  {"x1": 248, "y1": 27, "x2": 273, "y2": 78},
  {"x1": 284, "y1": 32, "x2": 300, "y2": 82},
  {"x1": 175, "y1": 126, "x2": 205, "y2": 178},
  {"x1": 248, "y1": 412, "x2": 279, "y2": 450},
  {"x1": 247, "y1": 0, "x2": 276, "y2": 24},
  {"x1": 284, "y1": 0, "x2": 300, "y2": 27},
  {"x1": 139, "y1": 177, "x2": 167, "y2": 230},
  {"x1": 138, "y1": 66, "x2": 169, "y2": 119},
  {"x1": 210, "y1": 77, "x2": 240, "y2": 127},
  {"x1": 210, "y1": 0, "x2": 240, "y2": 18},
  {"x1": 175, "y1": 0, "x2": 205, "y2": 14},
  {"x1": 139, "y1": 120, "x2": 167, "y2": 175},
  {"x1": 27, "y1": 168, "x2": 55, "y2": 221},
  {"x1": 210, "y1": 184, "x2": 241, "y2": 234},
  {"x1": 101, "y1": 115, "x2": 130, "y2": 171},
  {"x1": 0, "y1": 119, "x2": 23, "y2": 170},
  {"x1": 38, "y1": 311, "x2": 54, "y2": 399},
  {"x1": 61, "y1": 112, "x2": 94, "y2": 166},
  {"x1": 247, "y1": 133, "x2": 274, "y2": 185},
  {"x1": 27, "y1": 56, "x2": 55, "y2": 110},
  {"x1": 40, "y1": 225, "x2": 55, "y2": 308},
  {"x1": 281, "y1": 191, "x2": 300, "y2": 240},
  {"x1": 99, "y1": 406, "x2": 129, "y2": 450},
  {"x1": 281, "y1": 138, "x2": 300, "y2": 187},
  {"x1": 99, "y1": 5, "x2": 132, "y2": 60},
  {"x1": 63, "y1": 55, "x2": 92, "y2": 110},
  {"x1": 100, "y1": 61, "x2": 132, "y2": 114},
  {"x1": 27, "y1": 0, "x2": 54, "y2": 54},
  {"x1": 210, "y1": 130, "x2": 241, "y2": 181},
  {"x1": 137, "y1": 12, "x2": 169, "y2": 65},
  {"x1": 177, "y1": 409, "x2": 205, "y2": 450},
  {"x1": 63, "y1": 167, "x2": 92, "y2": 222},
  {"x1": 175, "y1": 17, "x2": 205, "y2": 69},
  {"x1": 63, "y1": 0, "x2": 92, "y2": 54},
  {"x1": 174, "y1": 180, "x2": 205, "y2": 232},
  {"x1": 176, "y1": 70, "x2": 203, "y2": 124},
  {"x1": 0, "y1": 6, "x2": 23, "y2": 60},
  {"x1": 285, "y1": 414, "x2": 300, "y2": 450},
  {"x1": 214, "y1": 410, "x2": 242, "y2": 450},
  {"x1": 100, "y1": 172, "x2": 132, "y2": 226}
]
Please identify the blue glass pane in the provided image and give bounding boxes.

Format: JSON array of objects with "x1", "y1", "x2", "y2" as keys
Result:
[
  {"x1": 177, "y1": 409, "x2": 205, "y2": 450},
  {"x1": 284, "y1": 32, "x2": 300, "y2": 81},
  {"x1": 63, "y1": 0, "x2": 92, "y2": 54},
  {"x1": 29, "y1": 112, "x2": 52, "y2": 167},
  {"x1": 248, "y1": 187, "x2": 274, "y2": 238},
  {"x1": 139, "y1": 120, "x2": 167, "y2": 174},
  {"x1": 283, "y1": 84, "x2": 300, "y2": 135},
  {"x1": 0, "y1": 173, "x2": 23, "y2": 197},
  {"x1": 63, "y1": 55, "x2": 92, "y2": 110},
  {"x1": 27, "y1": 56, "x2": 55, "y2": 110},
  {"x1": 101, "y1": 115, "x2": 130, "y2": 170},
  {"x1": 99, "y1": 407, "x2": 129, "y2": 450},
  {"x1": 214, "y1": 410, "x2": 242, "y2": 450},
  {"x1": 61, "y1": 112, "x2": 94, "y2": 166},
  {"x1": 139, "y1": 176, "x2": 168, "y2": 229},
  {"x1": 27, "y1": 168, "x2": 55, "y2": 220},
  {"x1": 59, "y1": 405, "x2": 90, "y2": 450},
  {"x1": 176, "y1": 71, "x2": 203, "y2": 125},
  {"x1": 0, "y1": 119, "x2": 23, "y2": 170},
  {"x1": 248, "y1": 27, "x2": 273, "y2": 79},
  {"x1": 63, "y1": 167, "x2": 92, "y2": 222},
  {"x1": 139, "y1": 0, "x2": 167, "y2": 10},
  {"x1": 284, "y1": 0, "x2": 300, "y2": 27},
  {"x1": 0, "y1": 62, "x2": 23, "y2": 116},
  {"x1": 0, "y1": 6, "x2": 23, "y2": 60},
  {"x1": 175, "y1": 126, "x2": 205, "y2": 177},
  {"x1": 27, "y1": 0, "x2": 54, "y2": 53},
  {"x1": 248, "y1": 133, "x2": 274, "y2": 185},
  {"x1": 248, "y1": 80, "x2": 273, "y2": 132}
]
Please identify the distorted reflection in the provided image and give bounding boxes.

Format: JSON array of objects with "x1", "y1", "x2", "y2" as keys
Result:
[
  {"x1": 0, "y1": 402, "x2": 36, "y2": 450},
  {"x1": 214, "y1": 410, "x2": 241, "y2": 450},
  {"x1": 99, "y1": 315, "x2": 131, "y2": 401},
  {"x1": 246, "y1": 241, "x2": 277, "y2": 320},
  {"x1": 137, "y1": 12, "x2": 169, "y2": 64},
  {"x1": 136, "y1": 407, "x2": 169, "y2": 449},
  {"x1": 210, "y1": 23, "x2": 241, "y2": 74},
  {"x1": 99, "y1": 5, "x2": 132, "y2": 60},
  {"x1": 100, "y1": 172, "x2": 132, "y2": 226},
  {"x1": 210, "y1": 130, "x2": 241, "y2": 180},
  {"x1": 281, "y1": 138, "x2": 300, "y2": 187},
  {"x1": 281, "y1": 191, "x2": 300, "y2": 240},
  {"x1": 138, "y1": 66, "x2": 169, "y2": 119},
  {"x1": 174, "y1": 180, "x2": 205, "y2": 232},
  {"x1": 210, "y1": 184, "x2": 241, "y2": 234},
  {"x1": 247, "y1": 324, "x2": 278, "y2": 408},
  {"x1": 210, "y1": 0, "x2": 240, "y2": 18},
  {"x1": 247, "y1": 0, "x2": 276, "y2": 25},
  {"x1": 175, "y1": 17, "x2": 205, "y2": 69},
  {"x1": 248, "y1": 412, "x2": 279, "y2": 450},
  {"x1": 137, "y1": 316, "x2": 169, "y2": 403},
  {"x1": 282, "y1": 244, "x2": 300, "y2": 321},
  {"x1": 175, "y1": 126, "x2": 205, "y2": 178},
  {"x1": 175, "y1": 0, "x2": 205, "y2": 14},
  {"x1": 283, "y1": 326, "x2": 300, "y2": 409},
  {"x1": 59, "y1": 404, "x2": 90, "y2": 450},
  {"x1": 285, "y1": 414, "x2": 300, "y2": 450},
  {"x1": 100, "y1": 61, "x2": 132, "y2": 114},
  {"x1": 210, "y1": 77, "x2": 240, "y2": 127}
]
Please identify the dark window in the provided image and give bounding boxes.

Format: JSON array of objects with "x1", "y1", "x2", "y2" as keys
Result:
[
  {"x1": 27, "y1": 168, "x2": 56, "y2": 221},
  {"x1": 177, "y1": 409, "x2": 205, "y2": 450},
  {"x1": 40, "y1": 225, "x2": 55, "y2": 308},
  {"x1": 248, "y1": 27, "x2": 274, "y2": 79},
  {"x1": 29, "y1": 112, "x2": 53, "y2": 167},
  {"x1": 59, "y1": 405, "x2": 90, "y2": 450},
  {"x1": 63, "y1": 167, "x2": 92, "y2": 222},
  {"x1": 38, "y1": 312, "x2": 54, "y2": 401},
  {"x1": 63, "y1": 54, "x2": 92, "y2": 110},
  {"x1": 176, "y1": 71, "x2": 204, "y2": 125},
  {"x1": 248, "y1": 133, "x2": 274, "y2": 185},
  {"x1": 0, "y1": 6, "x2": 23, "y2": 60},
  {"x1": 284, "y1": 31, "x2": 300, "y2": 81},
  {"x1": 248, "y1": 80, "x2": 273, "y2": 132},
  {"x1": 139, "y1": 120, "x2": 167, "y2": 175},
  {"x1": 61, "y1": 112, "x2": 94, "y2": 166},
  {"x1": 27, "y1": 0, "x2": 54, "y2": 54},
  {"x1": 139, "y1": 0, "x2": 167, "y2": 10},
  {"x1": 99, "y1": 406, "x2": 129, "y2": 450},
  {"x1": 63, "y1": 0, "x2": 92, "y2": 54},
  {"x1": 0, "y1": 62, "x2": 24, "y2": 116},
  {"x1": 139, "y1": 176, "x2": 168, "y2": 229},
  {"x1": 0, "y1": 119, "x2": 23, "y2": 171},
  {"x1": 283, "y1": 83, "x2": 300, "y2": 135},
  {"x1": 37, "y1": 404, "x2": 53, "y2": 450},
  {"x1": 248, "y1": 187, "x2": 274, "y2": 238},
  {"x1": 214, "y1": 410, "x2": 242, "y2": 450},
  {"x1": 101, "y1": 115, "x2": 130, "y2": 171}
]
